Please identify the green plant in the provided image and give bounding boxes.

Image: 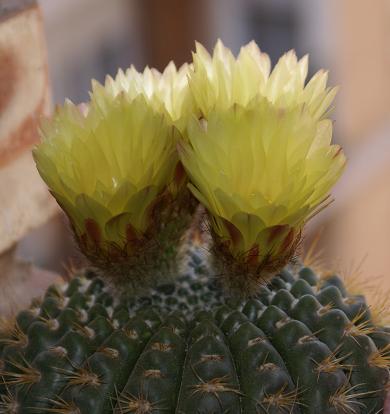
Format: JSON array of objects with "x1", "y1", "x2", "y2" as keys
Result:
[
  {"x1": 0, "y1": 40, "x2": 388, "y2": 413},
  {"x1": 0, "y1": 249, "x2": 389, "y2": 413}
]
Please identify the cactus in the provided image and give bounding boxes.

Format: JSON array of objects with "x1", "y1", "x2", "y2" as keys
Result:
[
  {"x1": 0, "y1": 249, "x2": 389, "y2": 413},
  {"x1": 1, "y1": 40, "x2": 388, "y2": 413}
]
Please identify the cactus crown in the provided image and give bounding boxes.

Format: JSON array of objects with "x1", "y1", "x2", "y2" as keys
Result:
[{"x1": 34, "y1": 39, "x2": 345, "y2": 295}]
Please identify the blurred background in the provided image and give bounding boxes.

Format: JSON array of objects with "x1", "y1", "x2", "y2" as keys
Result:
[{"x1": 4, "y1": 0, "x2": 390, "y2": 302}]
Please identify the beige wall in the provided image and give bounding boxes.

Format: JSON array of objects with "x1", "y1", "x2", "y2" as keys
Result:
[
  {"x1": 316, "y1": 0, "x2": 390, "y2": 294},
  {"x1": 334, "y1": 0, "x2": 390, "y2": 144}
]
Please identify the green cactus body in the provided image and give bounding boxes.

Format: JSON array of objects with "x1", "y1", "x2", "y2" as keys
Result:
[{"x1": 0, "y1": 248, "x2": 389, "y2": 414}]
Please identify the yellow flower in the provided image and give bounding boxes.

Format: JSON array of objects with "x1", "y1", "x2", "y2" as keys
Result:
[
  {"x1": 189, "y1": 39, "x2": 337, "y2": 120},
  {"x1": 180, "y1": 99, "x2": 346, "y2": 291},
  {"x1": 34, "y1": 94, "x2": 179, "y2": 257},
  {"x1": 90, "y1": 62, "x2": 194, "y2": 129}
]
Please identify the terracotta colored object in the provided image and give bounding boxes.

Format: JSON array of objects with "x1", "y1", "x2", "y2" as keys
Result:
[
  {"x1": 0, "y1": 0, "x2": 51, "y2": 165},
  {"x1": 0, "y1": 0, "x2": 57, "y2": 254}
]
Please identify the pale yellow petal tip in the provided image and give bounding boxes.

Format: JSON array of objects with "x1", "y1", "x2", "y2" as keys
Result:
[
  {"x1": 189, "y1": 39, "x2": 336, "y2": 119},
  {"x1": 91, "y1": 61, "x2": 193, "y2": 124}
]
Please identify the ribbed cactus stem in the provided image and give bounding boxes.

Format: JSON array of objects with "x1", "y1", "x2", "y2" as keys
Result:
[{"x1": 0, "y1": 245, "x2": 388, "y2": 413}]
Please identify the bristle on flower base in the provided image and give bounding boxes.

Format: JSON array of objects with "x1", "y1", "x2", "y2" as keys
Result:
[
  {"x1": 211, "y1": 229, "x2": 302, "y2": 298},
  {"x1": 82, "y1": 237, "x2": 177, "y2": 294},
  {"x1": 75, "y1": 192, "x2": 198, "y2": 294}
]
